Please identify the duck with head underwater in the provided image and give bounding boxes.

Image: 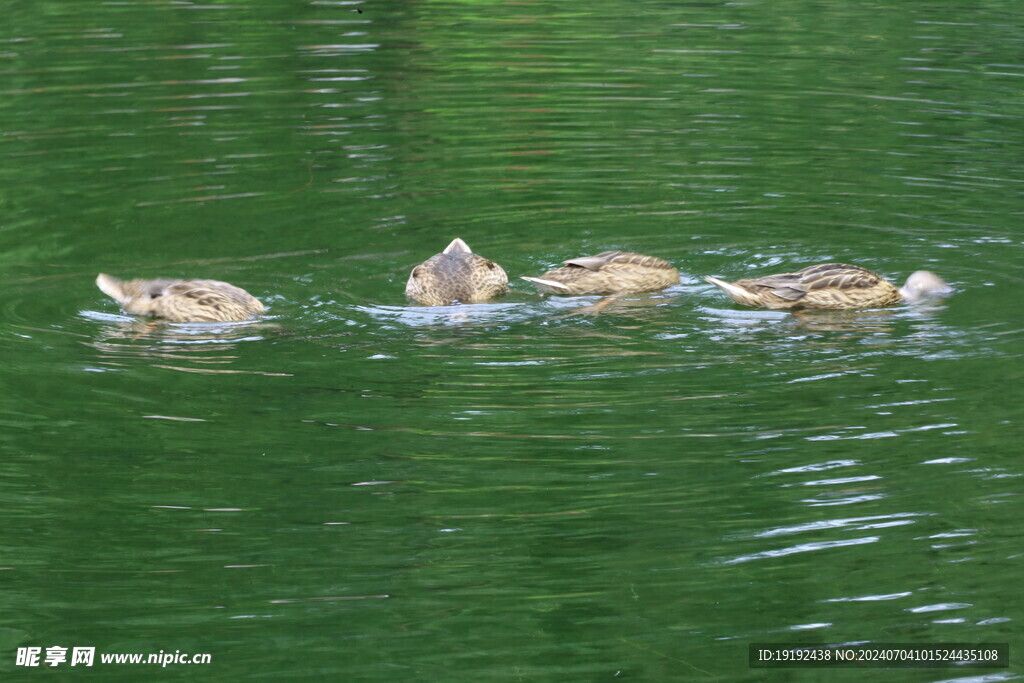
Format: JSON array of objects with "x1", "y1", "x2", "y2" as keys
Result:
[
  {"x1": 521, "y1": 251, "x2": 680, "y2": 296},
  {"x1": 96, "y1": 273, "x2": 265, "y2": 322},
  {"x1": 703, "y1": 262, "x2": 952, "y2": 310},
  {"x1": 405, "y1": 238, "x2": 509, "y2": 306}
]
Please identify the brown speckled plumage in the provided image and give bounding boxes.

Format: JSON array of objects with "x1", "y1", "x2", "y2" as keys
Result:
[
  {"x1": 96, "y1": 273, "x2": 265, "y2": 322},
  {"x1": 703, "y1": 263, "x2": 949, "y2": 310},
  {"x1": 521, "y1": 251, "x2": 680, "y2": 296},
  {"x1": 405, "y1": 238, "x2": 509, "y2": 306}
]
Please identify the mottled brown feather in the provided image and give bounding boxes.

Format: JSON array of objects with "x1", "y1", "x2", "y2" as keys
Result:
[
  {"x1": 405, "y1": 238, "x2": 509, "y2": 306},
  {"x1": 522, "y1": 251, "x2": 679, "y2": 295},
  {"x1": 705, "y1": 263, "x2": 903, "y2": 310},
  {"x1": 96, "y1": 274, "x2": 265, "y2": 322}
]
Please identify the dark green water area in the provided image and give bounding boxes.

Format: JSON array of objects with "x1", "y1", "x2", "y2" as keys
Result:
[{"x1": 1, "y1": 1, "x2": 1022, "y2": 680}]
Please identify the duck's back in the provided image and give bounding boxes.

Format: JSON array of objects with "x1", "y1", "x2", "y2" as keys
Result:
[
  {"x1": 526, "y1": 251, "x2": 679, "y2": 295},
  {"x1": 156, "y1": 279, "x2": 266, "y2": 322},
  {"x1": 405, "y1": 245, "x2": 509, "y2": 306},
  {"x1": 726, "y1": 263, "x2": 900, "y2": 309}
]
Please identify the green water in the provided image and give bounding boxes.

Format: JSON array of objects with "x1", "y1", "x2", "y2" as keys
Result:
[{"x1": 2, "y1": 1, "x2": 1022, "y2": 680}]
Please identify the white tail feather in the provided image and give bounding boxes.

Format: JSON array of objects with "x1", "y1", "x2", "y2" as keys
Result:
[
  {"x1": 443, "y1": 238, "x2": 472, "y2": 255},
  {"x1": 703, "y1": 275, "x2": 748, "y2": 301},
  {"x1": 520, "y1": 276, "x2": 572, "y2": 293},
  {"x1": 95, "y1": 273, "x2": 127, "y2": 303}
]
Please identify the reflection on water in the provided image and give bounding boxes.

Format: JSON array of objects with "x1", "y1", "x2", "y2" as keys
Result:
[
  {"x1": 80, "y1": 309, "x2": 286, "y2": 375},
  {"x1": 358, "y1": 302, "x2": 528, "y2": 328},
  {"x1": 699, "y1": 300, "x2": 995, "y2": 366},
  {"x1": 357, "y1": 287, "x2": 684, "y2": 328}
]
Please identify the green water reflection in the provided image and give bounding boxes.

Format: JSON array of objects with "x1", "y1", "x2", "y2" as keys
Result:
[{"x1": 1, "y1": 0, "x2": 1021, "y2": 680}]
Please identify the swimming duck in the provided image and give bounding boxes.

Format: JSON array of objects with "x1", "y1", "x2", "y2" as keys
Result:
[
  {"x1": 96, "y1": 273, "x2": 265, "y2": 322},
  {"x1": 521, "y1": 251, "x2": 680, "y2": 296},
  {"x1": 703, "y1": 263, "x2": 951, "y2": 310},
  {"x1": 405, "y1": 238, "x2": 509, "y2": 306}
]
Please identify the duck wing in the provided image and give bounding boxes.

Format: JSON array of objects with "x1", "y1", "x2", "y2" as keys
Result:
[
  {"x1": 744, "y1": 263, "x2": 883, "y2": 299},
  {"x1": 160, "y1": 279, "x2": 264, "y2": 320},
  {"x1": 562, "y1": 252, "x2": 619, "y2": 271},
  {"x1": 797, "y1": 263, "x2": 886, "y2": 291},
  {"x1": 562, "y1": 251, "x2": 673, "y2": 272}
]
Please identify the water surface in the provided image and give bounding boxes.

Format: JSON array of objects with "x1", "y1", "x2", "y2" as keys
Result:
[{"x1": 1, "y1": 0, "x2": 1022, "y2": 680}]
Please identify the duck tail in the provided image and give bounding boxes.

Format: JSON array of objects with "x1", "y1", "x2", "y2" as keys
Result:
[
  {"x1": 520, "y1": 276, "x2": 572, "y2": 294},
  {"x1": 96, "y1": 273, "x2": 127, "y2": 303},
  {"x1": 443, "y1": 238, "x2": 472, "y2": 255},
  {"x1": 703, "y1": 275, "x2": 752, "y2": 305}
]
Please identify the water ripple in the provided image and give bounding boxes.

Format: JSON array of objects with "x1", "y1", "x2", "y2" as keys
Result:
[{"x1": 722, "y1": 536, "x2": 880, "y2": 566}]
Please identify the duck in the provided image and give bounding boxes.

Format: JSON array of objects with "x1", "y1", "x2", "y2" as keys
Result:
[
  {"x1": 703, "y1": 263, "x2": 951, "y2": 310},
  {"x1": 405, "y1": 238, "x2": 509, "y2": 306},
  {"x1": 521, "y1": 251, "x2": 680, "y2": 296},
  {"x1": 96, "y1": 273, "x2": 265, "y2": 322}
]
